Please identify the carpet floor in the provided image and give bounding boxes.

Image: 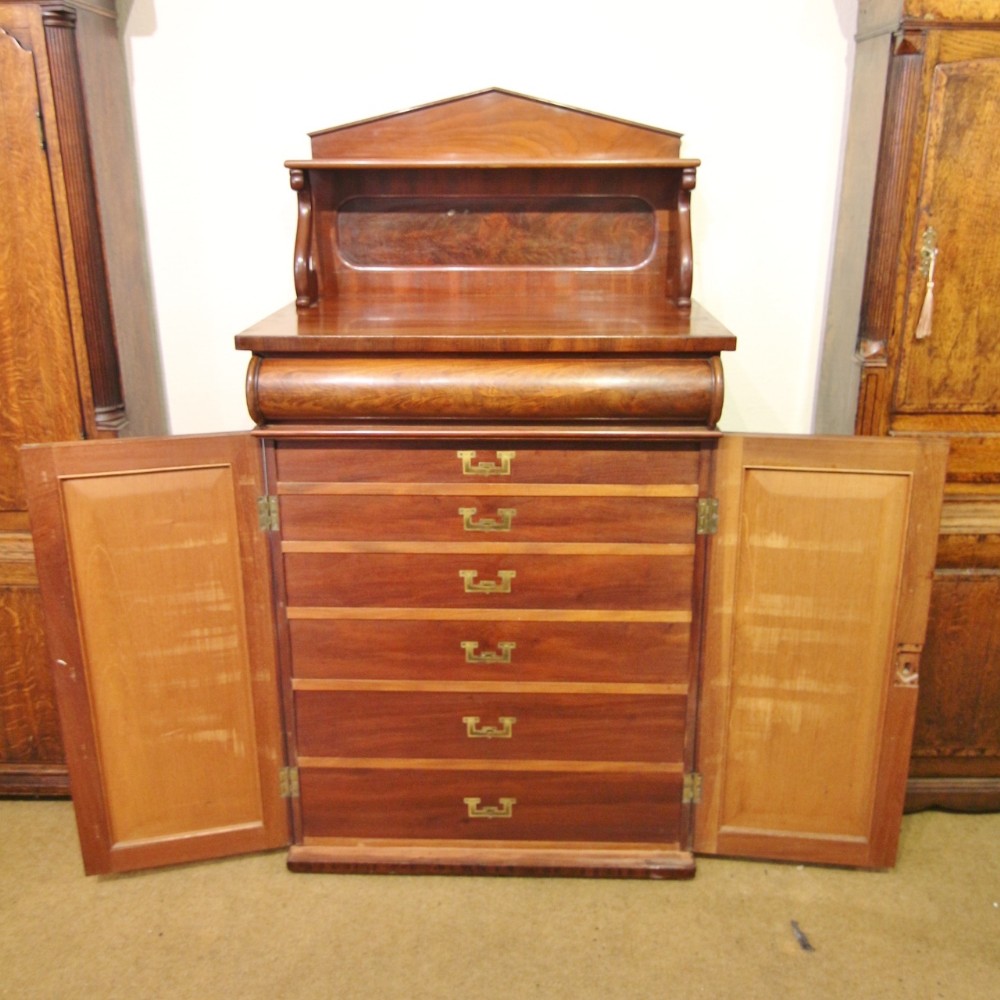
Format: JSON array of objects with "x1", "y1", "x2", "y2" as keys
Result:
[{"x1": 0, "y1": 800, "x2": 997, "y2": 999}]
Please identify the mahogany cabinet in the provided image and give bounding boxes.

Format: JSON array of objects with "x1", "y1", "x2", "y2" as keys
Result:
[
  {"x1": 0, "y1": 0, "x2": 167, "y2": 796},
  {"x1": 23, "y1": 91, "x2": 946, "y2": 878},
  {"x1": 816, "y1": 0, "x2": 1000, "y2": 811}
]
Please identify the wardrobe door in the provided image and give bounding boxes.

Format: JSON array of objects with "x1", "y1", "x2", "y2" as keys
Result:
[
  {"x1": 882, "y1": 31, "x2": 1000, "y2": 809},
  {"x1": 0, "y1": 3, "x2": 86, "y2": 794}
]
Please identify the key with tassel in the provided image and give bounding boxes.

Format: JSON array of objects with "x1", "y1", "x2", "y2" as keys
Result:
[{"x1": 915, "y1": 226, "x2": 938, "y2": 341}]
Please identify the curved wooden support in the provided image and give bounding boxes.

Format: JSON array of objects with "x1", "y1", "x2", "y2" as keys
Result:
[
  {"x1": 290, "y1": 169, "x2": 318, "y2": 308},
  {"x1": 247, "y1": 355, "x2": 724, "y2": 426},
  {"x1": 674, "y1": 167, "x2": 696, "y2": 308}
]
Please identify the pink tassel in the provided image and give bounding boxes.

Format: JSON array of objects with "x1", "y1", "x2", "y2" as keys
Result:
[{"x1": 915, "y1": 247, "x2": 938, "y2": 341}]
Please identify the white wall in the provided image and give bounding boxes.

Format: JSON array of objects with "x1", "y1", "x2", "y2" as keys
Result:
[{"x1": 119, "y1": 0, "x2": 858, "y2": 435}]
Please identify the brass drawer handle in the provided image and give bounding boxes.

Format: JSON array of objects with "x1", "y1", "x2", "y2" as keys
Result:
[
  {"x1": 461, "y1": 640, "x2": 516, "y2": 664},
  {"x1": 464, "y1": 797, "x2": 517, "y2": 820},
  {"x1": 463, "y1": 715, "x2": 517, "y2": 739},
  {"x1": 458, "y1": 507, "x2": 517, "y2": 532},
  {"x1": 459, "y1": 569, "x2": 516, "y2": 594},
  {"x1": 457, "y1": 450, "x2": 515, "y2": 477}
]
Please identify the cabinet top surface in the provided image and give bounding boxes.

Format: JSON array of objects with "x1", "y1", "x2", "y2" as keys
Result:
[{"x1": 235, "y1": 297, "x2": 736, "y2": 355}]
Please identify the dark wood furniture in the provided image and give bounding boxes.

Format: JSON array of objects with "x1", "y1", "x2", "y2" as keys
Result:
[
  {"x1": 0, "y1": 0, "x2": 167, "y2": 797},
  {"x1": 816, "y1": 0, "x2": 1000, "y2": 812},
  {"x1": 23, "y1": 91, "x2": 946, "y2": 878}
]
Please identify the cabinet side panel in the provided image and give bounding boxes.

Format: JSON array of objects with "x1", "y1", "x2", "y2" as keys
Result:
[{"x1": 73, "y1": 8, "x2": 167, "y2": 436}]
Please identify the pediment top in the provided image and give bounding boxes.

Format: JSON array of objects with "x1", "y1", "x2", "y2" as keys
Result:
[{"x1": 306, "y1": 88, "x2": 685, "y2": 164}]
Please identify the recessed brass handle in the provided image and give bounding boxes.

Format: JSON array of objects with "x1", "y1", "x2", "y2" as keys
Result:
[
  {"x1": 463, "y1": 715, "x2": 517, "y2": 739},
  {"x1": 458, "y1": 507, "x2": 517, "y2": 532},
  {"x1": 464, "y1": 797, "x2": 517, "y2": 820},
  {"x1": 457, "y1": 450, "x2": 515, "y2": 477},
  {"x1": 459, "y1": 569, "x2": 516, "y2": 594},
  {"x1": 461, "y1": 640, "x2": 516, "y2": 664}
]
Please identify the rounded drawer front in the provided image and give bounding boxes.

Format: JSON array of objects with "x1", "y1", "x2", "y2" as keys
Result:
[
  {"x1": 293, "y1": 689, "x2": 687, "y2": 763},
  {"x1": 249, "y1": 355, "x2": 724, "y2": 425},
  {"x1": 274, "y1": 441, "x2": 702, "y2": 486},
  {"x1": 287, "y1": 618, "x2": 692, "y2": 685},
  {"x1": 298, "y1": 766, "x2": 684, "y2": 845},
  {"x1": 282, "y1": 551, "x2": 695, "y2": 611},
  {"x1": 278, "y1": 493, "x2": 696, "y2": 544}
]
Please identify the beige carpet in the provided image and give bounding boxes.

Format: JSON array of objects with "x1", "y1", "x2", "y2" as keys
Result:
[{"x1": 1, "y1": 800, "x2": 997, "y2": 999}]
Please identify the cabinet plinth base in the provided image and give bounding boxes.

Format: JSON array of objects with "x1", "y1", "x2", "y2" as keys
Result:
[
  {"x1": 0, "y1": 764, "x2": 70, "y2": 798},
  {"x1": 287, "y1": 843, "x2": 696, "y2": 879},
  {"x1": 905, "y1": 776, "x2": 1000, "y2": 813}
]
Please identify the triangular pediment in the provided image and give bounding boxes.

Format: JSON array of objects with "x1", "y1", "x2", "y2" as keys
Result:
[{"x1": 307, "y1": 88, "x2": 683, "y2": 163}]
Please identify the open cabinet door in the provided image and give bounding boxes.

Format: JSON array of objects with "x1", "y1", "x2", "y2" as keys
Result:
[
  {"x1": 694, "y1": 435, "x2": 947, "y2": 868},
  {"x1": 22, "y1": 435, "x2": 289, "y2": 874}
]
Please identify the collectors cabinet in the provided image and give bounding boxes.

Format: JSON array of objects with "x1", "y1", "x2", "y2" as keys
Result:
[{"x1": 23, "y1": 91, "x2": 946, "y2": 876}]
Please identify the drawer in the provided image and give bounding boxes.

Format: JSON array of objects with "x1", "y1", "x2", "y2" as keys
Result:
[
  {"x1": 298, "y1": 766, "x2": 684, "y2": 845},
  {"x1": 278, "y1": 494, "x2": 697, "y2": 544},
  {"x1": 294, "y1": 690, "x2": 687, "y2": 762},
  {"x1": 287, "y1": 619, "x2": 692, "y2": 685},
  {"x1": 282, "y1": 552, "x2": 695, "y2": 610},
  {"x1": 275, "y1": 441, "x2": 701, "y2": 486}
]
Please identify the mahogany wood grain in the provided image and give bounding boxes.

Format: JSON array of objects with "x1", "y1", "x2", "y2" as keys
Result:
[
  {"x1": 307, "y1": 88, "x2": 684, "y2": 162},
  {"x1": 294, "y1": 690, "x2": 686, "y2": 763},
  {"x1": 297, "y1": 766, "x2": 684, "y2": 845},
  {"x1": 286, "y1": 619, "x2": 691, "y2": 685},
  {"x1": 274, "y1": 440, "x2": 702, "y2": 484},
  {"x1": 249, "y1": 355, "x2": 724, "y2": 426},
  {"x1": 282, "y1": 551, "x2": 694, "y2": 612},
  {"x1": 286, "y1": 842, "x2": 695, "y2": 879},
  {"x1": 278, "y1": 494, "x2": 695, "y2": 544},
  {"x1": 236, "y1": 299, "x2": 736, "y2": 355}
]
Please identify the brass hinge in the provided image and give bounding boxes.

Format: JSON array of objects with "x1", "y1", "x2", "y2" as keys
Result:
[
  {"x1": 279, "y1": 766, "x2": 299, "y2": 799},
  {"x1": 257, "y1": 495, "x2": 279, "y2": 531},
  {"x1": 696, "y1": 498, "x2": 719, "y2": 535},
  {"x1": 682, "y1": 772, "x2": 703, "y2": 805}
]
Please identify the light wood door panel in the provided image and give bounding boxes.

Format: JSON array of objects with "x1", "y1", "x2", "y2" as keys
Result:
[
  {"x1": 21, "y1": 434, "x2": 289, "y2": 873},
  {"x1": 695, "y1": 435, "x2": 947, "y2": 868},
  {"x1": 0, "y1": 14, "x2": 84, "y2": 511},
  {"x1": 896, "y1": 51, "x2": 1000, "y2": 415}
]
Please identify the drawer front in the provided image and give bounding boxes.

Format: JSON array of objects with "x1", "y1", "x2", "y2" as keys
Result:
[
  {"x1": 299, "y1": 766, "x2": 683, "y2": 844},
  {"x1": 283, "y1": 552, "x2": 695, "y2": 610},
  {"x1": 294, "y1": 690, "x2": 687, "y2": 762},
  {"x1": 279, "y1": 494, "x2": 697, "y2": 544},
  {"x1": 287, "y1": 619, "x2": 692, "y2": 684},
  {"x1": 275, "y1": 442, "x2": 701, "y2": 486}
]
